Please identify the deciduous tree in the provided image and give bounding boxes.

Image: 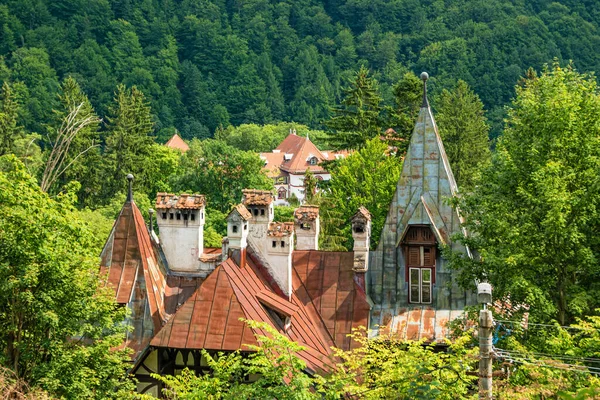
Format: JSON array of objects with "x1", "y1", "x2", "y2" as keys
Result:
[{"x1": 448, "y1": 63, "x2": 600, "y2": 325}]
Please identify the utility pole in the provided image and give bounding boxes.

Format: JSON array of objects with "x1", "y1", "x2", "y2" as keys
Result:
[{"x1": 477, "y1": 282, "x2": 493, "y2": 400}]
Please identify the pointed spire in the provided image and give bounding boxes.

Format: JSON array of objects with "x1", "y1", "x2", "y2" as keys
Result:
[
  {"x1": 420, "y1": 71, "x2": 429, "y2": 108},
  {"x1": 127, "y1": 174, "x2": 134, "y2": 202}
]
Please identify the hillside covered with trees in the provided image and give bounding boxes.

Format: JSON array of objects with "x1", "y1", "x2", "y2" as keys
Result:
[{"x1": 1, "y1": 0, "x2": 600, "y2": 140}]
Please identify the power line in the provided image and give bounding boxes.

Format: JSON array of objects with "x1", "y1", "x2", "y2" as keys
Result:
[
  {"x1": 495, "y1": 353, "x2": 600, "y2": 376},
  {"x1": 493, "y1": 348, "x2": 600, "y2": 364},
  {"x1": 495, "y1": 319, "x2": 600, "y2": 332}
]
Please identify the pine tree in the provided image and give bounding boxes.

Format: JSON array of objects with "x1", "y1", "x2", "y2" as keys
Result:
[
  {"x1": 103, "y1": 85, "x2": 154, "y2": 201},
  {"x1": 326, "y1": 65, "x2": 383, "y2": 149},
  {"x1": 434, "y1": 80, "x2": 491, "y2": 190},
  {"x1": 388, "y1": 72, "x2": 422, "y2": 156}
]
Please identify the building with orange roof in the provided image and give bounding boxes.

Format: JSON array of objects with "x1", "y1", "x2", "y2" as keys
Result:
[
  {"x1": 165, "y1": 133, "x2": 190, "y2": 152},
  {"x1": 260, "y1": 130, "x2": 348, "y2": 203},
  {"x1": 100, "y1": 73, "x2": 474, "y2": 396}
]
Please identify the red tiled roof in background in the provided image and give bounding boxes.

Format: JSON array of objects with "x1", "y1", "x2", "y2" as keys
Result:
[
  {"x1": 165, "y1": 133, "x2": 190, "y2": 152},
  {"x1": 100, "y1": 201, "x2": 167, "y2": 332},
  {"x1": 155, "y1": 193, "x2": 206, "y2": 209},
  {"x1": 242, "y1": 189, "x2": 274, "y2": 206},
  {"x1": 259, "y1": 152, "x2": 285, "y2": 178},
  {"x1": 292, "y1": 251, "x2": 370, "y2": 350},
  {"x1": 151, "y1": 256, "x2": 335, "y2": 372},
  {"x1": 276, "y1": 134, "x2": 328, "y2": 174}
]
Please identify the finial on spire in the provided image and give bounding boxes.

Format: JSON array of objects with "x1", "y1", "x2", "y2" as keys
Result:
[
  {"x1": 420, "y1": 71, "x2": 429, "y2": 108},
  {"x1": 126, "y1": 174, "x2": 134, "y2": 202}
]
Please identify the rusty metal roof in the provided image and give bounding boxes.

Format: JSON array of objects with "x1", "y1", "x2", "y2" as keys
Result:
[
  {"x1": 165, "y1": 133, "x2": 190, "y2": 152},
  {"x1": 155, "y1": 193, "x2": 206, "y2": 209},
  {"x1": 374, "y1": 307, "x2": 470, "y2": 342},
  {"x1": 242, "y1": 189, "x2": 274, "y2": 206},
  {"x1": 151, "y1": 256, "x2": 335, "y2": 372},
  {"x1": 292, "y1": 251, "x2": 370, "y2": 350},
  {"x1": 294, "y1": 206, "x2": 319, "y2": 222},
  {"x1": 267, "y1": 222, "x2": 294, "y2": 237},
  {"x1": 99, "y1": 200, "x2": 168, "y2": 350}
]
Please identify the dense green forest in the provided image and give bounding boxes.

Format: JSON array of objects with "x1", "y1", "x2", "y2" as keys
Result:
[{"x1": 1, "y1": 0, "x2": 600, "y2": 141}]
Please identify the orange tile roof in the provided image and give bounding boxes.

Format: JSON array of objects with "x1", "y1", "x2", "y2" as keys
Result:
[
  {"x1": 351, "y1": 206, "x2": 371, "y2": 222},
  {"x1": 294, "y1": 206, "x2": 319, "y2": 222},
  {"x1": 229, "y1": 203, "x2": 252, "y2": 221},
  {"x1": 242, "y1": 189, "x2": 274, "y2": 206},
  {"x1": 155, "y1": 193, "x2": 206, "y2": 209},
  {"x1": 276, "y1": 134, "x2": 328, "y2": 174},
  {"x1": 165, "y1": 133, "x2": 190, "y2": 152},
  {"x1": 151, "y1": 256, "x2": 335, "y2": 372},
  {"x1": 259, "y1": 152, "x2": 285, "y2": 178},
  {"x1": 292, "y1": 251, "x2": 371, "y2": 350},
  {"x1": 267, "y1": 222, "x2": 294, "y2": 237}
]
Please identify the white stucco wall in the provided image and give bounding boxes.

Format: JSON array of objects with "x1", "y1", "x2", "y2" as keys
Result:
[{"x1": 156, "y1": 209, "x2": 204, "y2": 273}]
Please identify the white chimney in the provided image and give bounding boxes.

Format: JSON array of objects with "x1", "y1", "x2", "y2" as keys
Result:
[
  {"x1": 225, "y1": 204, "x2": 251, "y2": 267},
  {"x1": 155, "y1": 193, "x2": 206, "y2": 273},
  {"x1": 351, "y1": 207, "x2": 371, "y2": 272},
  {"x1": 242, "y1": 189, "x2": 274, "y2": 238},
  {"x1": 265, "y1": 222, "x2": 294, "y2": 299},
  {"x1": 294, "y1": 205, "x2": 320, "y2": 250}
]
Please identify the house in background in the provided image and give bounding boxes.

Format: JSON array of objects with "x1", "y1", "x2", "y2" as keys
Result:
[
  {"x1": 260, "y1": 130, "x2": 348, "y2": 204},
  {"x1": 100, "y1": 73, "x2": 474, "y2": 396},
  {"x1": 165, "y1": 133, "x2": 190, "y2": 152}
]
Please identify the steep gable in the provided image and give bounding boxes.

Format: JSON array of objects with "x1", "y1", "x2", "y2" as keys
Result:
[{"x1": 368, "y1": 73, "x2": 475, "y2": 340}]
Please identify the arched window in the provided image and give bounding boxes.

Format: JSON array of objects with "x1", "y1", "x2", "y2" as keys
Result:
[
  {"x1": 278, "y1": 187, "x2": 287, "y2": 199},
  {"x1": 309, "y1": 156, "x2": 318, "y2": 165}
]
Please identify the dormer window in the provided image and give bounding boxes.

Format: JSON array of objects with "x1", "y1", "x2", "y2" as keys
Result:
[
  {"x1": 309, "y1": 156, "x2": 318, "y2": 165},
  {"x1": 402, "y1": 226, "x2": 436, "y2": 305}
]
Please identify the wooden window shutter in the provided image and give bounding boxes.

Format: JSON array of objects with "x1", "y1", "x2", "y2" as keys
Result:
[
  {"x1": 408, "y1": 247, "x2": 420, "y2": 266},
  {"x1": 423, "y1": 247, "x2": 435, "y2": 266}
]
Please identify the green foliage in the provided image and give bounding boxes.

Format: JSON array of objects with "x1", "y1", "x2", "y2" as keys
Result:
[
  {"x1": 448, "y1": 63, "x2": 600, "y2": 325},
  {"x1": 0, "y1": 155, "x2": 132, "y2": 398},
  {"x1": 326, "y1": 66, "x2": 383, "y2": 149},
  {"x1": 103, "y1": 84, "x2": 155, "y2": 201},
  {"x1": 434, "y1": 80, "x2": 491, "y2": 190},
  {"x1": 389, "y1": 71, "x2": 423, "y2": 153},
  {"x1": 173, "y1": 139, "x2": 273, "y2": 214},
  {"x1": 215, "y1": 122, "x2": 330, "y2": 152},
  {"x1": 303, "y1": 168, "x2": 317, "y2": 203},
  {"x1": 150, "y1": 320, "x2": 321, "y2": 399},
  {"x1": 323, "y1": 137, "x2": 402, "y2": 249},
  {"x1": 274, "y1": 206, "x2": 295, "y2": 223}
]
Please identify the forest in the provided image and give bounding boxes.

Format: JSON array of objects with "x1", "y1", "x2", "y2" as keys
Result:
[
  {"x1": 0, "y1": 0, "x2": 600, "y2": 141},
  {"x1": 1, "y1": 0, "x2": 600, "y2": 398}
]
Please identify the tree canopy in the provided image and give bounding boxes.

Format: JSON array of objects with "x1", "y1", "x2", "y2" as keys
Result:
[{"x1": 448, "y1": 63, "x2": 600, "y2": 326}]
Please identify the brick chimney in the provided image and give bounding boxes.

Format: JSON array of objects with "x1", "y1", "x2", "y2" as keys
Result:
[
  {"x1": 293, "y1": 205, "x2": 320, "y2": 250},
  {"x1": 351, "y1": 207, "x2": 371, "y2": 272},
  {"x1": 155, "y1": 193, "x2": 206, "y2": 273}
]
